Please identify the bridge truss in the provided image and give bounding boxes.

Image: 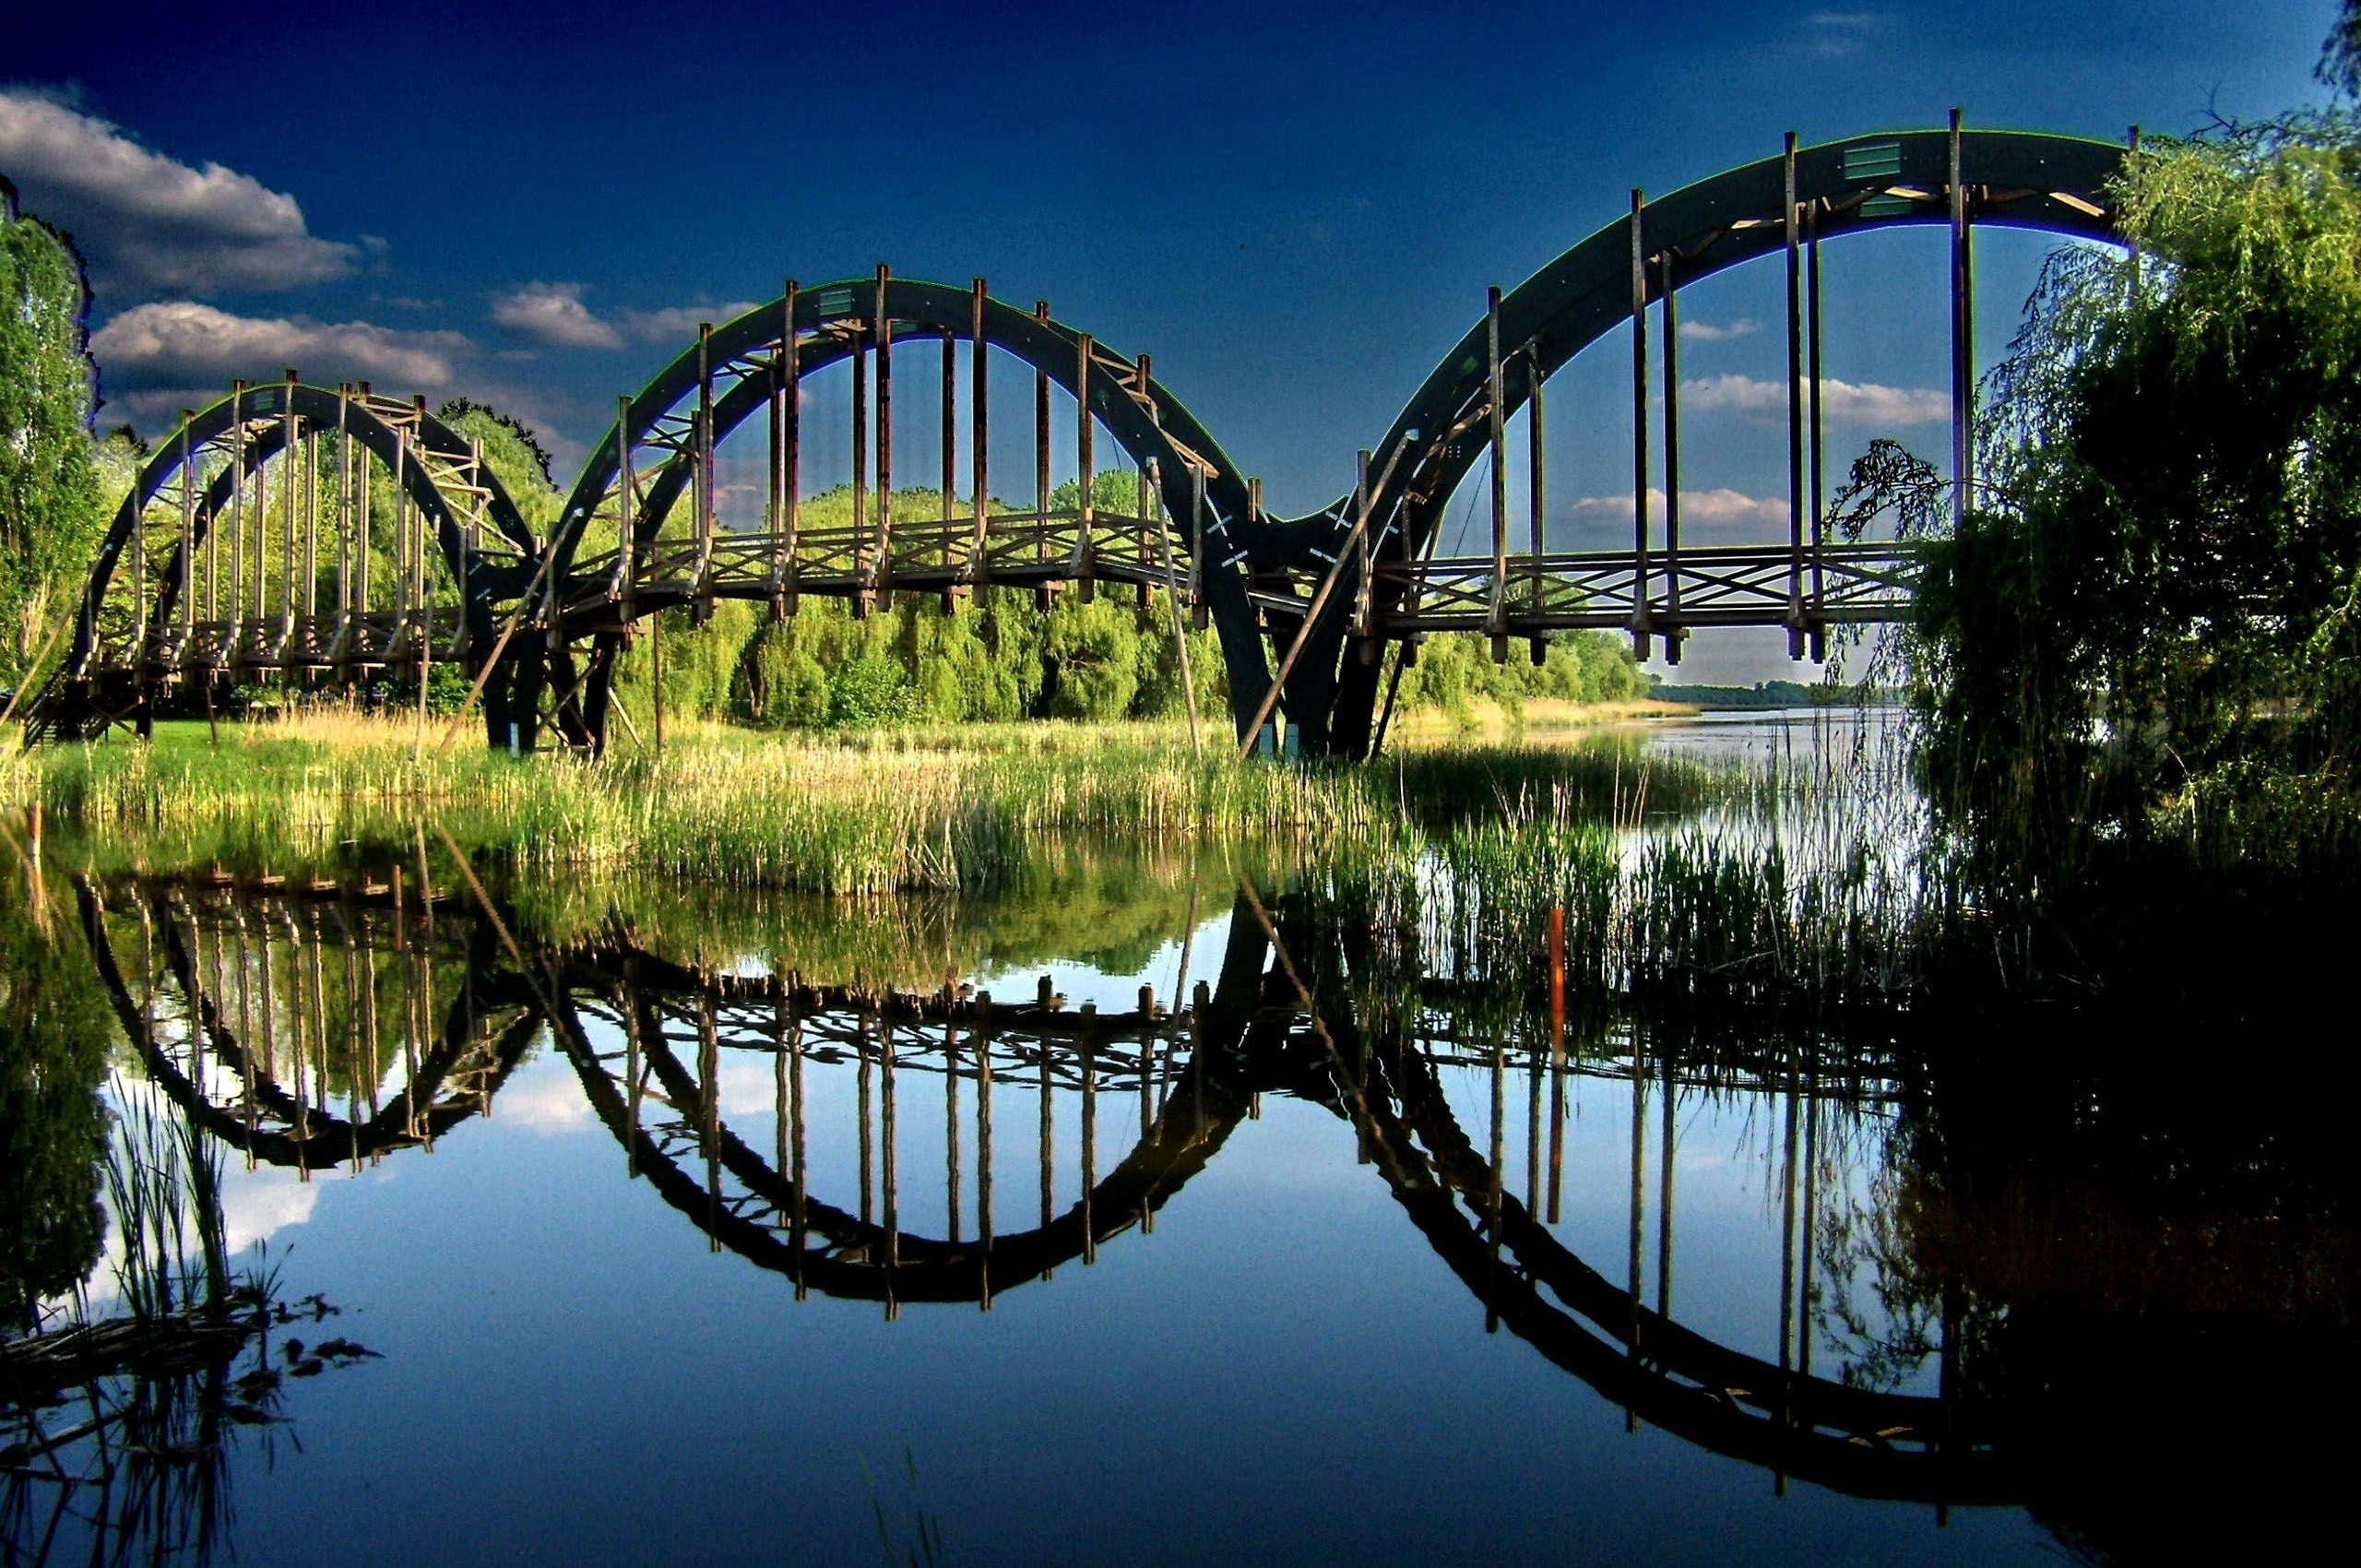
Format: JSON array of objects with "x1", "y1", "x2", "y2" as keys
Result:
[{"x1": 34, "y1": 118, "x2": 2128, "y2": 756}]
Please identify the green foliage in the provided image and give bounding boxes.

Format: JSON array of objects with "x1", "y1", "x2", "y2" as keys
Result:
[
  {"x1": 1841, "y1": 101, "x2": 2361, "y2": 869},
  {"x1": 0, "y1": 883, "x2": 113, "y2": 1330},
  {"x1": 435, "y1": 398, "x2": 562, "y2": 532},
  {"x1": 1394, "y1": 626, "x2": 1647, "y2": 723},
  {"x1": 0, "y1": 184, "x2": 103, "y2": 683}
]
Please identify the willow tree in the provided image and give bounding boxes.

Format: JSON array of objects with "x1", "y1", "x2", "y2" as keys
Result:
[
  {"x1": 0, "y1": 178, "x2": 102, "y2": 686},
  {"x1": 1832, "y1": 99, "x2": 2361, "y2": 869}
]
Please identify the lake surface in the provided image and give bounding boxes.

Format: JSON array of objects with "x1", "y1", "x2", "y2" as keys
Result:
[{"x1": 4, "y1": 716, "x2": 2344, "y2": 1565}]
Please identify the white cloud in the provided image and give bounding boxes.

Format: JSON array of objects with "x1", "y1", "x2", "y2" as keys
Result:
[
  {"x1": 1679, "y1": 317, "x2": 1758, "y2": 342},
  {"x1": 489, "y1": 282, "x2": 763, "y2": 351},
  {"x1": 91, "y1": 300, "x2": 469, "y2": 391},
  {"x1": 1802, "y1": 10, "x2": 1885, "y2": 57},
  {"x1": 0, "y1": 87, "x2": 357, "y2": 299},
  {"x1": 618, "y1": 302, "x2": 762, "y2": 344},
  {"x1": 1570, "y1": 487, "x2": 1792, "y2": 538},
  {"x1": 487, "y1": 1061, "x2": 599, "y2": 1134},
  {"x1": 490, "y1": 280, "x2": 623, "y2": 350},
  {"x1": 1679, "y1": 373, "x2": 1948, "y2": 425},
  {"x1": 218, "y1": 1166, "x2": 321, "y2": 1255}
]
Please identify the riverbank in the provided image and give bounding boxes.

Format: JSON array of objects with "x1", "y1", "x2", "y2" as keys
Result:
[{"x1": 0, "y1": 710, "x2": 1738, "y2": 895}]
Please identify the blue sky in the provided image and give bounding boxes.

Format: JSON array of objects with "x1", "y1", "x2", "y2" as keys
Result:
[{"x1": 1, "y1": 1, "x2": 2339, "y2": 678}]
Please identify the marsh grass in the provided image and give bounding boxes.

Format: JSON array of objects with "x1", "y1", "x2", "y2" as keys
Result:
[{"x1": 4, "y1": 708, "x2": 1738, "y2": 895}]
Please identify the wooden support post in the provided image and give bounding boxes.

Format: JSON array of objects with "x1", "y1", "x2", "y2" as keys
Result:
[
  {"x1": 303, "y1": 425, "x2": 319, "y2": 631},
  {"x1": 1074, "y1": 333, "x2": 1095, "y2": 600},
  {"x1": 694, "y1": 323, "x2": 716, "y2": 616},
  {"x1": 1352, "y1": 448, "x2": 1374, "y2": 653},
  {"x1": 789, "y1": 1017, "x2": 808, "y2": 1298},
  {"x1": 978, "y1": 1021, "x2": 994, "y2": 1311},
  {"x1": 353, "y1": 386, "x2": 371, "y2": 635},
  {"x1": 765, "y1": 351, "x2": 786, "y2": 605},
  {"x1": 280, "y1": 370, "x2": 299, "y2": 645},
  {"x1": 945, "y1": 1020, "x2": 962, "y2": 1244},
  {"x1": 331, "y1": 388, "x2": 350, "y2": 650},
  {"x1": 1487, "y1": 284, "x2": 1508, "y2": 662},
  {"x1": 969, "y1": 279, "x2": 990, "y2": 583},
  {"x1": 852, "y1": 319, "x2": 871, "y2": 606},
  {"x1": 1807, "y1": 203, "x2": 1827, "y2": 662},
  {"x1": 411, "y1": 403, "x2": 428, "y2": 761},
  {"x1": 1657, "y1": 1049, "x2": 1675, "y2": 1319},
  {"x1": 1777, "y1": 1070, "x2": 1801, "y2": 1416},
  {"x1": 617, "y1": 395, "x2": 638, "y2": 620},
  {"x1": 859, "y1": 1026, "x2": 874, "y2": 1226},
  {"x1": 1526, "y1": 351, "x2": 1547, "y2": 663},
  {"x1": 778, "y1": 282, "x2": 801, "y2": 613},
  {"x1": 882, "y1": 1020, "x2": 899, "y2": 1276},
  {"x1": 250, "y1": 392, "x2": 269, "y2": 629},
  {"x1": 1134, "y1": 352, "x2": 1154, "y2": 608},
  {"x1": 392, "y1": 420, "x2": 411, "y2": 663},
  {"x1": 1659, "y1": 255, "x2": 1684, "y2": 664},
  {"x1": 178, "y1": 414, "x2": 196, "y2": 650},
  {"x1": 1080, "y1": 1034, "x2": 1097, "y2": 1264},
  {"x1": 1547, "y1": 904, "x2": 1566, "y2": 1225},
  {"x1": 1488, "y1": 1035, "x2": 1506, "y2": 1314},
  {"x1": 1034, "y1": 302, "x2": 1051, "y2": 572},
  {"x1": 874, "y1": 264, "x2": 894, "y2": 594},
  {"x1": 1950, "y1": 108, "x2": 1975, "y2": 531},
  {"x1": 1627, "y1": 1037, "x2": 1645, "y2": 1429},
  {"x1": 1038, "y1": 1035, "x2": 1054, "y2": 1237},
  {"x1": 1630, "y1": 189, "x2": 1652, "y2": 659},
  {"x1": 1796, "y1": 1059, "x2": 1820, "y2": 1383},
  {"x1": 226, "y1": 382, "x2": 244, "y2": 636},
  {"x1": 1785, "y1": 132, "x2": 1808, "y2": 659},
  {"x1": 1189, "y1": 463, "x2": 1207, "y2": 630}
]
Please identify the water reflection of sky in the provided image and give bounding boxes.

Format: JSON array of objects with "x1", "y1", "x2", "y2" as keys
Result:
[
  {"x1": 30, "y1": 716, "x2": 2084, "y2": 1566},
  {"x1": 167, "y1": 914, "x2": 2052, "y2": 1568}
]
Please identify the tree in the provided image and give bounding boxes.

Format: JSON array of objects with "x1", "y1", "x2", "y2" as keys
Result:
[{"x1": 0, "y1": 178, "x2": 103, "y2": 685}]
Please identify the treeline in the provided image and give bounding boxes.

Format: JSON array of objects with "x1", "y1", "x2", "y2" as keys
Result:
[
  {"x1": 582, "y1": 472, "x2": 1645, "y2": 731},
  {"x1": 1647, "y1": 679, "x2": 1893, "y2": 709}
]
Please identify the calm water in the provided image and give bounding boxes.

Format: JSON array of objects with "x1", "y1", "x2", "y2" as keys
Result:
[{"x1": 4, "y1": 717, "x2": 2345, "y2": 1565}]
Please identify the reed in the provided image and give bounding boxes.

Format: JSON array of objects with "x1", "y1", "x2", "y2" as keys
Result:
[{"x1": 1, "y1": 709, "x2": 1736, "y2": 895}]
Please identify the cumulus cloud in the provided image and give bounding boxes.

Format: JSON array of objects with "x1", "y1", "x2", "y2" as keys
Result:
[
  {"x1": 618, "y1": 301, "x2": 763, "y2": 344},
  {"x1": 485, "y1": 1062, "x2": 599, "y2": 1134},
  {"x1": 489, "y1": 281, "x2": 763, "y2": 351},
  {"x1": 219, "y1": 1166, "x2": 322, "y2": 1255},
  {"x1": 1679, "y1": 317, "x2": 1758, "y2": 343},
  {"x1": 92, "y1": 300, "x2": 468, "y2": 388},
  {"x1": 490, "y1": 280, "x2": 623, "y2": 350},
  {"x1": 1679, "y1": 373, "x2": 1948, "y2": 425},
  {"x1": 0, "y1": 87, "x2": 357, "y2": 299},
  {"x1": 1569, "y1": 487, "x2": 1792, "y2": 538}
]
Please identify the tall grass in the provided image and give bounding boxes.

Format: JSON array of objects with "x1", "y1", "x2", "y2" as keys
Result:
[
  {"x1": 3, "y1": 709, "x2": 1737, "y2": 895},
  {"x1": 100, "y1": 1079, "x2": 232, "y2": 1323}
]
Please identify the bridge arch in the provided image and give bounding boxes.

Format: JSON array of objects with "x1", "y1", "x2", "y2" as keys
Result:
[
  {"x1": 535, "y1": 273, "x2": 1275, "y2": 749},
  {"x1": 45, "y1": 379, "x2": 541, "y2": 743},
  {"x1": 543, "y1": 937, "x2": 1257, "y2": 1309},
  {"x1": 1303, "y1": 125, "x2": 2130, "y2": 756},
  {"x1": 75, "y1": 874, "x2": 540, "y2": 1172}
]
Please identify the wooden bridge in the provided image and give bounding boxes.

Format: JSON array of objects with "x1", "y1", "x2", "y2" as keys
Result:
[{"x1": 35, "y1": 118, "x2": 2128, "y2": 756}]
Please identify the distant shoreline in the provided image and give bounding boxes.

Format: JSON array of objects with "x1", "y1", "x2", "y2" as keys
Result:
[{"x1": 1645, "y1": 681, "x2": 1901, "y2": 711}]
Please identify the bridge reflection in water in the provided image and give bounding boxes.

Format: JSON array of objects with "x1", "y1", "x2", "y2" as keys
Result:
[{"x1": 77, "y1": 871, "x2": 2004, "y2": 1512}]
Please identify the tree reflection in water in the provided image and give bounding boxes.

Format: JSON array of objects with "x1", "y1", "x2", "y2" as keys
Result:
[{"x1": 4, "y1": 852, "x2": 2352, "y2": 1563}]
